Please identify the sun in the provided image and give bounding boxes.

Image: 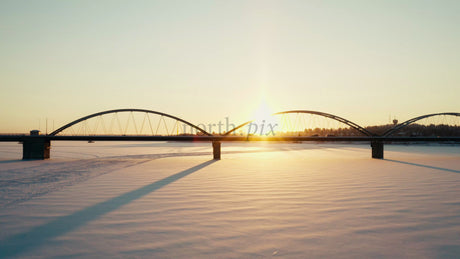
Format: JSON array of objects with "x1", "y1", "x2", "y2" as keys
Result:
[{"x1": 250, "y1": 100, "x2": 279, "y2": 136}]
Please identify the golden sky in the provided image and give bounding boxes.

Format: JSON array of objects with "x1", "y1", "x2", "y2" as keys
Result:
[{"x1": 1, "y1": 0, "x2": 459, "y2": 132}]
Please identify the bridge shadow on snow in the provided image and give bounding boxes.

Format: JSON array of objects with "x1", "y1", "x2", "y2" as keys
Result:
[
  {"x1": 384, "y1": 159, "x2": 460, "y2": 174},
  {"x1": 0, "y1": 159, "x2": 25, "y2": 164},
  {"x1": 0, "y1": 159, "x2": 217, "y2": 258}
]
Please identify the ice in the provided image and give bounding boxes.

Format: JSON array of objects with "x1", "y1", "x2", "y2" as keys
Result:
[{"x1": 0, "y1": 142, "x2": 459, "y2": 258}]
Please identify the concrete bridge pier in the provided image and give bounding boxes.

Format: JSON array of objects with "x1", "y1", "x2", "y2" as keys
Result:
[
  {"x1": 371, "y1": 140, "x2": 384, "y2": 159},
  {"x1": 212, "y1": 141, "x2": 221, "y2": 160},
  {"x1": 23, "y1": 136, "x2": 50, "y2": 160}
]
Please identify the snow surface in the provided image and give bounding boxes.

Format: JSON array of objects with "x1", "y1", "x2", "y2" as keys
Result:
[{"x1": 0, "y1": 141, "x2": 459, "y2": 258}]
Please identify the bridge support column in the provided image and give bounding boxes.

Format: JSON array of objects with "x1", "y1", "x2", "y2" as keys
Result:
[
  {"x1": 23, "y1": 137, "x2": 50, "y2": 160},
  {"x1": 371, "y1": 141, "x2": 384, "y2": 159},
  {"x1": 212, "y1": 141, "x2": 221, "y2": 160}
]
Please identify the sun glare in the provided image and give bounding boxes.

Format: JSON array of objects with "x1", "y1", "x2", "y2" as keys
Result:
[{"x1": 250, "y1": 100, "x2": 279, "y2": 136}]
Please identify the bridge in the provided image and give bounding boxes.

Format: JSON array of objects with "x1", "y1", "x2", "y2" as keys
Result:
[{"x1": 0, "y1": 109, "x2": 459, "y2": 160}]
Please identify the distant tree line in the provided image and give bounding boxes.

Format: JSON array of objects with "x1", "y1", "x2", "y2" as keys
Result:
[
  {"x1": 366, "y1": 123, "x2": 460, "y2": 136},
  {"x1": 274, "y1": 124, "x2": 460, "y2": 137}
]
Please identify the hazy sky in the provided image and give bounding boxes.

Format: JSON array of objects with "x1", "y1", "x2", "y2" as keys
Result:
[{"x1": 1, "y1": 0, "x2": 459, "y2": 132}]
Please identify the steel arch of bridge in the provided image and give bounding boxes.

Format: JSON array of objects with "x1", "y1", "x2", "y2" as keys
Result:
[
  {"x1": 49, "y1": 109, "x2": 212, "y2": 136},
  {"x1": 48, "y1": 109, "x2": 460, "y2": 138},
  {"x1": 382, "y1": 112, "x2": 460, "y2": 137},
  {"x1": 224, "y1": 110, "x2": 374, "y2": 136}
]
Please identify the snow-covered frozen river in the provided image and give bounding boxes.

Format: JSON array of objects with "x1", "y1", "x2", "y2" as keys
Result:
[{"x1": 0, "y1": 142, "x2": 459, "y2": 258}]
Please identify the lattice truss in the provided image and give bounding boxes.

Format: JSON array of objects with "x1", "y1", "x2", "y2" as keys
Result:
[
  {"x1": 277, "y1": 113, "x2": 355, "y2": 135},
  {"x1": 389, "y1": 114, "x2": 460, "y2": 136},
  {"x1": 236, "y1": 113, "x2": 365, "y2": 136},
  {"x1": 55, "y1": 111, "x2": 203, "y2": 136}
]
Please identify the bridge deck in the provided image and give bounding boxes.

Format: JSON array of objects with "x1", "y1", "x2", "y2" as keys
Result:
[{"x1": 1, "y1": 135, "x2": 460, "y2": 142}]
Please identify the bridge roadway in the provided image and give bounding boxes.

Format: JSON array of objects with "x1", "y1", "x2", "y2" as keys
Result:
[{"x1": 1, "y1": 135, "x2": 459, "y2": 160}]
